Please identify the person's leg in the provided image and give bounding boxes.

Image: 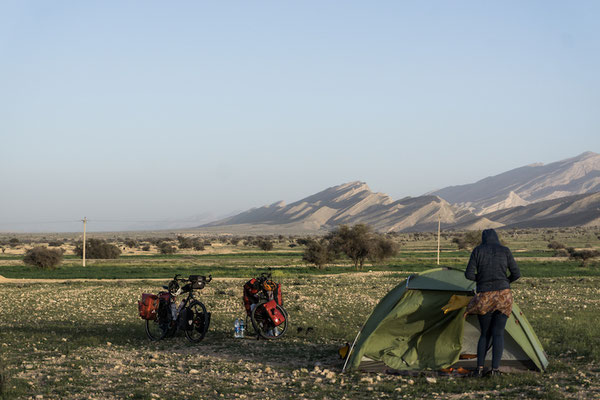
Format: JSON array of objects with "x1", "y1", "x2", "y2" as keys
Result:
[
  {"x1": 490, "y1": 311, "x2": 508, "y2": 370},
  {"x1": 477, "y1": 313, "x2": 493, "y2": 369}
]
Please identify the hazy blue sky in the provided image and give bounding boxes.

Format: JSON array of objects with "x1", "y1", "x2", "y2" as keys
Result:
[{"x1": 1, "y1": 1, "x2": 599, "y2": 232}]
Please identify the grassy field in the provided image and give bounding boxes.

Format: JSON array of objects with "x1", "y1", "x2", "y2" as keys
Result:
[
  {"x1": 1, "y1": 228, "x2": 599, "y2": 399},
  {"x1": 0, "y1": 274, "x2": 599, "y2": 399}
]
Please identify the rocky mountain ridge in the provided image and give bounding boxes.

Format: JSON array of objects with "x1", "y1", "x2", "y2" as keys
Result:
[
  {"x1": 428, "y1": 151, "x2": 600, "y2": 215},
  {"x1": 202, "y1": 152, "x2": 600, "y2": 233}
]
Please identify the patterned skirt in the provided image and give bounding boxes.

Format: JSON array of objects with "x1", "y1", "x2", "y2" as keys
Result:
[{"x1": 465, "y1": 288, "x2": 513, "y2": 317}]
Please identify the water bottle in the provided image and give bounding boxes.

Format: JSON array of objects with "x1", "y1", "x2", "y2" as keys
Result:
[
  {"x1": 234, "y1": 318, "x2": 240, "y2": 338},
  {"x1": 239, "y1": 318, "x2": 245, "y2": 338}
]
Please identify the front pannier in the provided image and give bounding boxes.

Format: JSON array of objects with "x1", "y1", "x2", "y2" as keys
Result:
[
  {"x1": 138, "y1": 293, "x2": 159, "y2": 320},
  {"x1": 178, "y1": 307, "x2": 194, "y2": 331},
  {"x1": 263, "y1": 299, "x2": 285, "y2": 326}
]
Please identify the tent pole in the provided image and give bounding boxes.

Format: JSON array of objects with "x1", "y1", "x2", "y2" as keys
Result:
[
  {"x1": 437, "y1": 213, "x2": 441, "y2": 265},
  {"x1": 342, "y1": 328, "x2": 363, "y2": 373}
]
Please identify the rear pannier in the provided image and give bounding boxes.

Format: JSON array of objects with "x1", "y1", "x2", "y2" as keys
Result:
[{"x1": 138, "y1": 293, "x2": 159, "y2": 320}]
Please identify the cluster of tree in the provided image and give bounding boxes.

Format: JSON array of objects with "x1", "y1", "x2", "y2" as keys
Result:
[
  {"x1": 302, "y1": 224, "x2": 398, "y2": 270},
  {"x1": 176, "y1": 236, "x2": 207, "y2": 251},
  {"x1": 74, "y1": 239, "x2": 121, "y2": 259}
]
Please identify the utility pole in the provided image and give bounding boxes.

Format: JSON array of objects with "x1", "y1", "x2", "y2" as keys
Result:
[
  {"x1": 437, "y1": 213, "x2": 441, "y2": 265},
  {"x1": 82, "y1": 217, "x2": 87, "y2": 267}
]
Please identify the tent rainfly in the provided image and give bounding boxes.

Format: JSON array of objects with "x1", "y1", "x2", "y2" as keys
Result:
[{"x1": 343, "y1": 267, "x2": 548, "y2": 373}]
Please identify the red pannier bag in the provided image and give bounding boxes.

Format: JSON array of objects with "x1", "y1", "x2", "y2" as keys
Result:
[
  {"x1": 243, "y1": 279, "x2": 259, "y2": 316},
  {"x1": 274, "y1": 283, "x2": 283, "y2": 306},
  {"x1": 138, "y1": 293, "x2": 159, "y2": 320},
  {"x1": 263, "y1": 299, "x2": 285, "y2": 326}
]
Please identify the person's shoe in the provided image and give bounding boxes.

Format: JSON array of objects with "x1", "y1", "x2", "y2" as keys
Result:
[
  {"x1": 471, "y1": 367, "x2": 485, "y2": 378},
  {"x1": 485, "y1": 369, "x2": 502, "y2": 377}
]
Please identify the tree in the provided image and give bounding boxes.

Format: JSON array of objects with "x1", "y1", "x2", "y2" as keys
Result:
[
  {"x1": 302, "y1": 239, "x2": 333, "y2": 269},
  {"x1": 327, "y1": 224, "x2": 398, "y2": 270},
  {"x1": 74, "y1": 239, "x2": 121, "y2": 259},
  {"x1": 567, "y1": 247, "x2": 599, "y2": 267},
  {"x1": 124, "y1": 239, "x2": 137, "y2": 248},
  {"x1": 158, "y1": 242, "x2": 177, "y2": 255},
  {"x1": 257, "y1": 239, "x2": 274, "y2": 251},
  {"x1": 23, "y1": 246, "x2": 63, "y2": 269},
  {"x1": 368, "y1": 235, "x2": 398, "y2": 264}
]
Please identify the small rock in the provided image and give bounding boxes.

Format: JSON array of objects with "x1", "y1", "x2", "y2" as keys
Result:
[
  {"x1": 426, "y1": 377, "x2": 437, "y2": 384},
  {"x1": 189, "y1": 369, "x2": 200, "y2": 374},
  {"x1": 408, "y1": 379, "x2": 415, "y2": 385}
]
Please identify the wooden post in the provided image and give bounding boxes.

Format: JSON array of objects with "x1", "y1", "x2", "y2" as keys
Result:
[
  {"x1": 437, "y1": 213, "x2": 441, "y2": 265},
  {"x1": 82, "y1": 217, "x2": 87, "y2": 267}
]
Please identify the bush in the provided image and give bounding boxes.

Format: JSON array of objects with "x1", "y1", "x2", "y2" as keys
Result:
[
  {"x1": 141, "y1": 245, "x2": 151, "y2": 251},
  {"x1": 23, "y1": 246, "x2": 63, "y2": 269},
  {"x1": 257, "y1": 239, "x2": 274, "y2": 251},
  {"x1": 124, "y1": 239, "x2": 137, "y2": 248},
  {"x1": 74, "y1": 239, "x2": 121, "y2": 259},
  {"x1": 158, "y1": 243, "x2": 177, "y2": 255},
  {"x1": 48, "y1": 240, "x2": 63, "y2": 247},
  {"x1": 548, "y1": 241, "x2": 565, "y2": 250},
  {"x1": 567, "y1": 247, "x2": 599, "y2": 267},
  {"x1": 177, "y1": 236, "x2": 194, "y2": 249}
]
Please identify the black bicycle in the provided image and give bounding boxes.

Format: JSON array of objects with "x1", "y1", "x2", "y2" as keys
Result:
[
  {"x1": 145, "y1": 274, "x2": 212, "y2": 343},
  {"x1": 246, "y1": 273, "x2": 288, "y2": 340}
]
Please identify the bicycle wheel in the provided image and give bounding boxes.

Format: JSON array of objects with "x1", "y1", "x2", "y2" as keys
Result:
[
  {"x1": 251, "y1": 302, "x2": 288, "y2": 340},
  {"x1": 185, "y1": 300, "x2": 209, "y2": 343},
  {"x1": 145, "y1": 318, "x2": 168, "y2": 341}
]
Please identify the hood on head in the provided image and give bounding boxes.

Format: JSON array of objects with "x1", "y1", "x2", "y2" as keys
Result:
[{"x1": 481, "y1": 229, "x2": 500, "y2": 245}]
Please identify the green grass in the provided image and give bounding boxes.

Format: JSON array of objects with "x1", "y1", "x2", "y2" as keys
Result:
[{"x1": 2, "y1": 250, "x2": 599, "y2": 280}]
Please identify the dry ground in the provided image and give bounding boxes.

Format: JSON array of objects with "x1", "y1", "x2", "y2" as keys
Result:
[{"x1": 0, "y1": 273, "x2": 599, "y2": 399}]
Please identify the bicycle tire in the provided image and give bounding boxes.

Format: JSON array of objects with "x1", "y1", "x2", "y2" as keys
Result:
[
  {"x1": 250, "y1": 301, "x2": 288, "y2": 340},
  {"x1": 145, "y1": 318, "x2": 168, "y2": 341},
  {"x1": 185, "y1": 300, "x2": 209, "y2": 343}
]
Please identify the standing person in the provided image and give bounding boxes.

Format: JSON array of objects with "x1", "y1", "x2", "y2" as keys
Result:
[{"x1": 464, "y1": 229, "x2": 520, "y2": 377}]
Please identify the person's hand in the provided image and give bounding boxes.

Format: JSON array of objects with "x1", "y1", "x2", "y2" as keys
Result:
[{"x1": 463, "y1": 311, "x2": 468, "y2": 319}]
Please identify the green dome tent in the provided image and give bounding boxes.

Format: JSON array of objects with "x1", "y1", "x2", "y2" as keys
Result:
[{"x1": 343, "y1": 267, "x2": 548, "y2": 373}]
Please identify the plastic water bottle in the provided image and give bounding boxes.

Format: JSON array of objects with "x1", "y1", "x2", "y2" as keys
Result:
[
  {"x1": 234, "y1": 318, "x2": 240, "y2": 338},
  {"x1": 239, "y1": 318, "x2": 245, "y2": 338}
]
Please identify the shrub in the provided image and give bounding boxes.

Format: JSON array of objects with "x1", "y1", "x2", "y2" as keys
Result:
[
  {"x1": 23, "y1": 246, "x2": 63, "y2": 269},
  {"x1": 257, "y1": 239, "x2": 274, "y2": 251},
  {"x1": 124, "y1": 239, "x2": 137, "y2": 248},
  {"x1": 48, "y1": 240, "x2": 63, "y2": 247},
  {"x1": 177, "y1": 236, "x2": 193, "y2": 249},
  {"x1": 567, "y1": 247, "x2": 599, "y2": 267},
  {"x1": 74, "y1": 239, "x2": 121, "y2": 259},
  {"x1": 158, "y1": 243, "x2": 177, "y2": 255},
  {"x1": 548, "y1": 241, "x2": 566, "y2": 250},
  {"x1": 141, "y1": 245, "x2": 151, "y2": 251}
]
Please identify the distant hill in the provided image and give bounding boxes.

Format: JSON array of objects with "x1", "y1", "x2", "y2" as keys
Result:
[
  {"x1": 428, "y1": 152, "x2": 600, "y2": 215},
  {"x1": 470, "y1": 191, "x2": 600, "y2": 229},
  {"x1": 200, "y1": 152, "x2": 600, "y2": 234},
  {"x1": 202, "y1": 181, "x2": 476, "y2": 233}
]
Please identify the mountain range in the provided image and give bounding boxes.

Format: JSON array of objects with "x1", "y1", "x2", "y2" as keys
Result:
[{"x1": 201, "y1": 152, "x2": 600, "y2": 233}]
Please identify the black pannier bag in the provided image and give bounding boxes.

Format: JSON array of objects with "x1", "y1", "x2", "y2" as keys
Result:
[{"x1": 178, "y1": 307, "x2": 194, "y2": 331}]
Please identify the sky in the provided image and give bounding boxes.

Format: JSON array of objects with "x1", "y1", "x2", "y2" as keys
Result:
[{"x1": 1, "y1": 1, "x2": 599, "y2": 232}]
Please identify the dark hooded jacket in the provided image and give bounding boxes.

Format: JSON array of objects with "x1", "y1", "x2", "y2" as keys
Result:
[{"x1": 465, "y1": 229, "x2": 520, "y2": 292}]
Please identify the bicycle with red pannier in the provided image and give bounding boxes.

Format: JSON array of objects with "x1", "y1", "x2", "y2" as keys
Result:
[
  {"x1": 243, "y1": 272, "x2": 288, "y2": 339},
  {"x1": 138, "y1": 274, "x2": 212, "y2": 343}
]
